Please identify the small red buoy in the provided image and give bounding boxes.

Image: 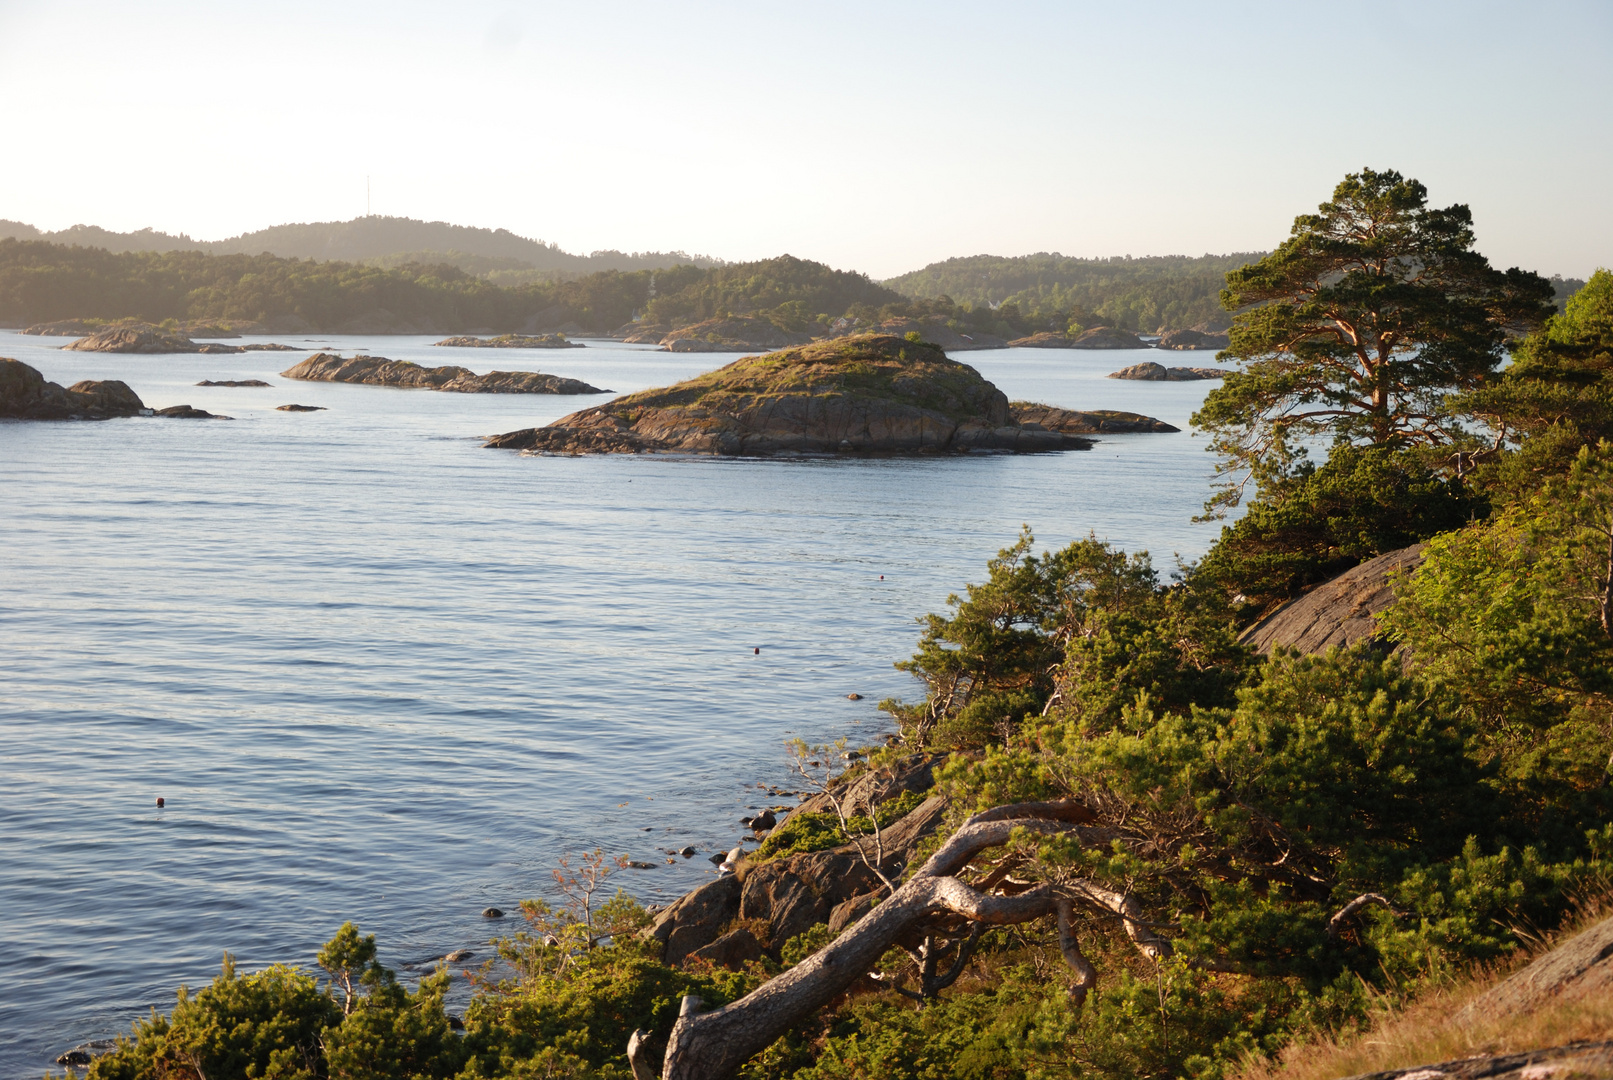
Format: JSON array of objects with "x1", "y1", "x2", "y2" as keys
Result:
[
  {"x1": 754, "y1": 647, "x2": 760, "y2": 655},
  {"x1": 879, "y1": 575, "x2": 884, "y2": 580},
  {"x1": 156, "y1": 797, "x2": 165, "y2": 808}
]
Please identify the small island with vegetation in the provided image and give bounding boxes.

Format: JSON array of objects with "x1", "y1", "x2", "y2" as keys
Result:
[
  {"x1": 281, "y1": 353, "x2": 608, "y2": 395},
  {"x1": 484, "y1": 334, "x2": 1174, "y2": 455},
  {"x1": 432, "y1": 334, "x2": 583, "y2": 349}
]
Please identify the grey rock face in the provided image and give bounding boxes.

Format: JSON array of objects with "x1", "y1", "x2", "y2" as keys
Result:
[{"x1": 1238, "y1": 545, "x2": 1426, "y2": 655}]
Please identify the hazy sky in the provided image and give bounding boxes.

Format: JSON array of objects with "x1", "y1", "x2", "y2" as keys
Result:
[{"x1": 1, "y1": 0, "x2": 1608, "y2": 279}]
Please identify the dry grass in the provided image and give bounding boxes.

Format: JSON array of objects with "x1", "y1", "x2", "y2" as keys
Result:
[{"x1": 1235, "y1": 899, "x2": 1613, "y2": 1080}]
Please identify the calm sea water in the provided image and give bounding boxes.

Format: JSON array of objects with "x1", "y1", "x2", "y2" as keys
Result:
[{"x1": 0, "y1": 331, "x2": 1233, "y2": 1076}]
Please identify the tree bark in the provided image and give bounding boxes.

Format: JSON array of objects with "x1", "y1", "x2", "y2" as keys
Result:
[{"x1": 657, "y1": 802, "x2": 1096, "y2": 1080}]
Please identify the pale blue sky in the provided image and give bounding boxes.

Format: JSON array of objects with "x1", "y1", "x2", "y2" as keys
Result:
[{"x1": 0, "y1": 0, "x2": 1607, "y2": 278}]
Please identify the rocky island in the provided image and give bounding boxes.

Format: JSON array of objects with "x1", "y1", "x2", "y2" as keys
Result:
[
  {"x1": 485, "y1": 335, "x2": 1174, "y2": 456},
  {"x1": 1108, "y1": 360, "x2": 1225, "y2": 381},
  {"x1": 280, "y1": 353, "x2": 608, "y2": 395},
  {"x1": 432, "y1": 334, "x2": 584, "y2": 349},
  {"x1": 2, "y1": 357, "x2": 226, "y2": 419}
]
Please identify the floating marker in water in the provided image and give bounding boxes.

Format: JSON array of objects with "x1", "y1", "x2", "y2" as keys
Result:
[{"x1": 155, "y1": 797, "x2": 164, "y2": 808}]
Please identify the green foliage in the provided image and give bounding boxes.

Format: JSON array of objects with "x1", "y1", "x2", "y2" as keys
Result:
[
  {"x1": 1461, "y1": 267, "x2": 1613, "y2": 496},
  {"x1": 88, "y1": 955, "x2": 339, "y2": 1080},
  {"x1": 1193, "y1": 168, "x2": 1554, "y2": 515},
  {"x1": 463, "y1": 944, "x2": 759, "y2": 1078},
  {"x1": 755, "y1": 789, "x2": 930, "y2": 861},
  {"x1": 887, "y1": 528, "x2": 1251, "y2": 749},
  {"x1": 1192, "y1": 444, "x2": 1485, "y2": 620},
  {"x1": 884, "y1": 251, "x2": 1261, "y2": 332}
]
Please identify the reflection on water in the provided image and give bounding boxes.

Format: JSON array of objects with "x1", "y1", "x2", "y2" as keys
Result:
[{"x1": 0, "y1": 332, "x2": 1233, "y2": 1073}]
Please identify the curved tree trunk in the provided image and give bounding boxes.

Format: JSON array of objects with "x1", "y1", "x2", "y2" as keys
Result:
[{"x1": 654, "y1": 801, "x2": 1098, "y2": 1080}]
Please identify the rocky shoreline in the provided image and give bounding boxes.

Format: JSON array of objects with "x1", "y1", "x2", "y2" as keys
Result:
[
  {"x1": 2, "y1": 357, "x2": 229, "y2": 419},
  {"x1": 281, "y1": 353, "x2": 609, "y2": 395}
]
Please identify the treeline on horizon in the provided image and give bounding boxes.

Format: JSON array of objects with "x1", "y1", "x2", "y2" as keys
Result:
[
  {"x1": 0, "y1": 215, "x2": 720, "y2": 276},
  {"x1": 0, "y1": 231, "x2": 1588, "y2": 342},
  {"x1": 0, "y1": 241, "x2": 1166, "y2": 340}
]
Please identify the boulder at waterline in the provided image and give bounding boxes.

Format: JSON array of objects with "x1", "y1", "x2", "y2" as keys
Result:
[
  {"x1": 281, "y1": 353, "x2": 608, "y2": 394},
  {"x1": 1, "y1": 357, "x2": 145, "y2": 419},
  {"x1": 276, "y1": 404, "x2": 326, "y2": 411},
  {"x1": 1107, "y1": 360, "x2": 1225, "y2": 381},
  {"x1": 484, "y1": 335, "x2": 1116, "y2": 456}
]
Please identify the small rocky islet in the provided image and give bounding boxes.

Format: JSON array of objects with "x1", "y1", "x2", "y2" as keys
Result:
[
  {"x1": 62, "y1": 326, "x2": 301, "y2": 354},
  {"x1": 1107, "y1": 360, "x2": 1225, "y2": 381},
  {"x1": 280, "y1": 353, "x2": 609, "y2": 395},
  {"x1": 432, "y1": 334, "x2": 583, "y2": 349},
  {"x1": 484, "y1": 334, "x2": 1176, "y2": 456}
]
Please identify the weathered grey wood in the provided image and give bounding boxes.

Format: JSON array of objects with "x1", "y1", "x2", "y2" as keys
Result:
[{"x1": 657, "y1": 802, "x2": 1096, "y2": 1080}]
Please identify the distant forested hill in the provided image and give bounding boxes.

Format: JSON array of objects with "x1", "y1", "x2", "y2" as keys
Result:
[
  {"x1": 885, "y1": 252, "x2": 1266, "y2": 331},
  {"x1": 0, "y1": 216, "x2": 718, "y2": 276},
  {"x1": 0, "y1": 241, "x2": 970, "y2": 336}
]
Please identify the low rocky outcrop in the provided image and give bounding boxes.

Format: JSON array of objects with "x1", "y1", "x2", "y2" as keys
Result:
[
  {"x1": 433, "y1": 334, "x2": 584, "y2": 349},
  {"x1": 1006, "y1": 332, "x2": 1078, "y2": 348},
  {"x1": 738, "y1": 794, "x2": 948, "y2": 955},
  {"x1": 642, "y1": 876, "x2": 743, "y2": 967},
  {"x1": 1239, "y1": 544, "x2": 1425, "y2": 655},
  {"x1": 63, "y1": 326, "x2": 299, "y2": 354},
  {"x1": 1156, "y1": 328, "x2": 1229, "y2": 351},
  {"x1": 1107, "y1": 361, "x2": 1225, "y2": 381},
  {"x1": 65, "y1": 327, "x2": 202, "y2": 353},
  {"x1": 485, "y1": 336, "x2": 1114, "y2": 456},
  {"x1": 1, "y1": 357, "x2": 145, "y2": 419},
  {"x1": 658, "y1": 316, "x2": 813, "y2": 353},
  {"x1": 1070, "y1": 326, "x2": 1148, "y2": 349},
  {"x1": 197, "y1": 342, "x2": 301, "y2": 353},
  {"x1": 154, "y1": 404, "x2": 230, "y2": 419},
  {"x1": 1462, "y1": 914, "x2": 1613, "y2": 1023},
  {"x1": 281, "y1": 353, "x2": 607, "y2": 395},
  {"x1": 1009, "y1": 402, "x2": 1180, "y2": 434},
  {"x1": 197, "y1": 379, "x2": 271, "y2": 387},
  {"x1": 277, "y1": 404, "x2": 326, "y2": 412},
  {"x1": 640, "y1": 755, "x2": 951, "y2": 969}
]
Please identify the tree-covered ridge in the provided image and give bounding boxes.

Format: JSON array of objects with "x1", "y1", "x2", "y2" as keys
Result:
[
  {"x1": 0, "y1": 241, "x2": 1061, "y2": 341},
  {"x1": 0, "y1": 216, "x2": 718, "y2": 274},
  {"x1": 884, "y1": 252, "x2": 1265, "y2": 332}
]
